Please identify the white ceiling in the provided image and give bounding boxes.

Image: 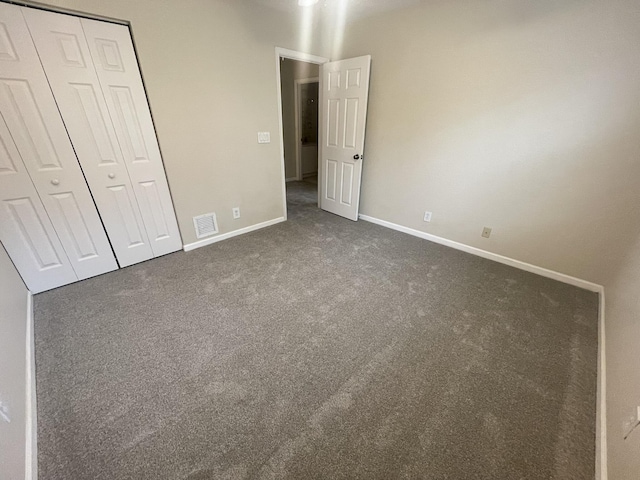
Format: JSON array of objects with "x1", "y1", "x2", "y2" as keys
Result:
[{"x1": 250, "y1": 0, "x2": 422, "y2": 21}]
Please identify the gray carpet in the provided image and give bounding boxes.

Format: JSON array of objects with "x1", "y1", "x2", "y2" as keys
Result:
[{"x1": 34, "y1": 181, "x2": 598, "y2": 479}]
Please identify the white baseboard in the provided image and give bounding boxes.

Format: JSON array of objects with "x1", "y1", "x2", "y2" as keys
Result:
[
  {"x1": 183, "y1": 217, "x2": 286, "y2": 252},
  {"x1": 359, "y1": 213, "x2": 607, "y2": 479},
  {"x1": 359, "y1": 214, "x2": 602, "y2": 292},
  {"x1": 25, "y1": 291, "x2": 37, "y2": 480},
  {"x1": 596, "y1": 291, "x2": 607, "y2": 480}
]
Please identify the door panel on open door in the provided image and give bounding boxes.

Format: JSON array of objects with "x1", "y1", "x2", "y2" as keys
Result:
[
  {"x1": 319, "y1": 55, "x2": 371, "y2": 221},
  {"x1": 0, "y1": 3, "x2": 117, "y2": 281},
  {"x1": 23, "y1": 7, "x2": 155, "y2": 268}
]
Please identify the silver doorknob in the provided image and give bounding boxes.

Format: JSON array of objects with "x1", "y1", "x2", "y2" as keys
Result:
[
  {"x1": 108, "y1": 173, "x2": 115, "y2": 179},
  {"x1": 51, "y1": 179, "x2": 60, "y2": 186}
]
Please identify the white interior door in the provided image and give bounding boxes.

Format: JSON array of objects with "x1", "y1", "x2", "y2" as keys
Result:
[
  {"x1": 23, "y1": 7, "x2": 155, "y2": 268},
  {"x1": 0, "y1": 112, "x2": 77, "y2": 293},
  {"x1": 319, "y1": 55, "x2": 371, "y2": 221},
  {"x1": 81, "y1": 18, "x2": 183, "y2": 258},
  {"x1": 0, "y1": 3, "x2": 117, "y2": 281}
]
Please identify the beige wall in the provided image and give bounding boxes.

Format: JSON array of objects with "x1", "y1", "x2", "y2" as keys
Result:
[
  {"x1": 0, "y1": 246, "x2": 28, "y2": 480},
  {"x1": 38, "y1": 0, "x2": 331, "y2": 246},
  {"x1": 342, "y1": 1, "x2": 640, "y2": 477},
  {"x1": 343, "y1": 0, "x2": 640, "y2": 285},
  {"x1": 280, "y1": 59, "x2": 319, "y2": 179}
]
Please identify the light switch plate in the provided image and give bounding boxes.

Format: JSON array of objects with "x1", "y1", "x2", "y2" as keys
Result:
[{"x1": 257, "y1": 132, "x2": 271, "y2": 144}]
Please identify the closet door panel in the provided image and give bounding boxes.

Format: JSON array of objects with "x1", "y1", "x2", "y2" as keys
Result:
[
  {"x1": 81, "y1": 18, "x2": 182, "y2": 258},
  {"x1": 0, "y1": 112, "x2": 77, "y2": 293},
  {"x1": 0, "y1": 3, "x2": 117, "y2": 280},
  {"x1": 23, "y1": 7, "x2": 154, "y2": 268}
]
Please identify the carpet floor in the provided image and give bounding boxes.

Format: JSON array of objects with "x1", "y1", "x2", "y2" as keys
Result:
[{"x1": 34, "y1": 181, "x2": 598, "y2": 479}]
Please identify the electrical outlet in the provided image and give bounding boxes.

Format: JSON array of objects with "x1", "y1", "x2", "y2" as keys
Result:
[
  {"x1": 481, "y1": 227, "x2": 492, "y2": 238},
  {"x1": 257, "y1": 132, "x2": 270, "y2": 144},
  {"x1": 423, "y1": 211, "x2": 432, "y2": 222},
  {"x1": 232, "y1": 207, "x2": 241, "y2": 219},
  {"x1": 623, "y1": 406, "x2": 640, "y2": 439}
]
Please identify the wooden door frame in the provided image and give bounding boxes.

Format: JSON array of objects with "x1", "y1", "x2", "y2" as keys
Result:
[
  {"x1": 294, "y1": 77, "x2": 319, "y2": 181},
  {"x1": 275, "y1": 47, "x2": 328, "y2": 219}
]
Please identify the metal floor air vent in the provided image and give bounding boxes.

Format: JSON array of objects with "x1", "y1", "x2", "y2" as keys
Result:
[{"x1": 193, "y1": 212, "x2": 218, "y2": 239}]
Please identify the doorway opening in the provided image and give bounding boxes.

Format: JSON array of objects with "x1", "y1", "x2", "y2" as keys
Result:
[{"x1": 275, "y1": 48, "x2": 328, "y2": 219}]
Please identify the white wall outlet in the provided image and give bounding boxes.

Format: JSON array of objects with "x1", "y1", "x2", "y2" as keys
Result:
[
  {"x1": 481, "y1": 227, "x2": 492, "y2": 238},
  {"x1": 257, "y1": 132, "x2": 271, "y2": 144},
  {"x1": 232, "y1": 207, "x2": 241, "y2": 219},
  {"x1": 423, "y1": 211, "x2": 432, "y2": 222},
  {"x1": 623, "y1": 406, "x2": 640, "y2": 439}
]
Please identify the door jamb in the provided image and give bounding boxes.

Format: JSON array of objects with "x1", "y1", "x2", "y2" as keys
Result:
[
  {"x1": 275, "y1": 47, "x2": 328, "y2": 220},
  {"x1": 294, "y1": 77, "x2": 319, "y2": 181}
]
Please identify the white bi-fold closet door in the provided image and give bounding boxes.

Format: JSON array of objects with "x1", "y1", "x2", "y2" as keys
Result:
[
  {"x1": 0, "y1": 4, "x2": 182, "y2": 293},
  {"x1": 24, "y1": 8, "x2": 182, "y2": 265},
  {"x1": 0, "y1": 3, "x2": 118, "y2": 292}
]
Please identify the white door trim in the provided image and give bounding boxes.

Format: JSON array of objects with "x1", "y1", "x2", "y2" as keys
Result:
[
  {"x1": 294, "y1": 77, "x2": 319, "y2": 181},
  {"x1": 275, "y1": 47, "x2": 328, "y2": 219},
  {"x1": 276, "y1": 48, "x2": 328, "y2": 65}
]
